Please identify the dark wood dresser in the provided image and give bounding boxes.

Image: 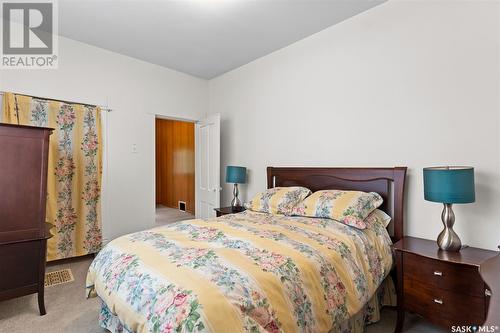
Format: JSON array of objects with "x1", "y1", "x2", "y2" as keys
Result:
[
  {"x1": 394, "y1": 236, "x2": 497, "y2": 332},
  {"x1": 0, "y1": 123, "x2": 53, "y2": 315}
]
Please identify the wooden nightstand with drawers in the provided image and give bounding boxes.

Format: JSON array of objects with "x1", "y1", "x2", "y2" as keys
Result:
[
  {"x1": 394, "y1": 237, "x2": 497, "y2": 333},
  {"x1": 214, "y1": 206, "x2": 246, "y2": 217}
]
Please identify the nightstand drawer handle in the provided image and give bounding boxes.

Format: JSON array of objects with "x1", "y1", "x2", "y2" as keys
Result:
[
  {"x1": 433, "y1": 271, "x2": 443, "y2": 276},
  {"x1": 485, "y1": 289, "x2": 492, "y2": 297},
  {"x1": 434, "y1": 298, "x2": 443, "y2": 305}
]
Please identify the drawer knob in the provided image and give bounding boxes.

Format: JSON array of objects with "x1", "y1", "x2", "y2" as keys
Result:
[
  {"x1": 434, "y1": 298, "x2": 443, "y2": 305},
  {"x1": 433, "y1": 271, "x2": 443, "y2": 276},
  {"x1": 485, "y1": 289, "x2": 492, "y2": 297}
]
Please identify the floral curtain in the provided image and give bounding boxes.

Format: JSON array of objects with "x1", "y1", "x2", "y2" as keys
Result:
[{"x1": 2, "y1": 92, "x2": 103, "y2": 261}]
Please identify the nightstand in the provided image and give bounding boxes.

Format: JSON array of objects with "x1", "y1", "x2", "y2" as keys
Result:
[
  {"x1": 394, "y1": 236, "x2": 496, "y2": 333},
  {"x1": 214, "y1": 206, "x2": 245, "y2": 217}
]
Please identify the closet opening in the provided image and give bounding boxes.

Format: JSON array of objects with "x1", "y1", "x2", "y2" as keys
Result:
[{"x1": 155, "y1": 117, "x2": 195, "y2": 225}]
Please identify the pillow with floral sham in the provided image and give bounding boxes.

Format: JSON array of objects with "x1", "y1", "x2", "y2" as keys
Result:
[
  {"x1": 290, "y1": 190, "x2": 383, "y2": 229},
  {"x1": 246, "y1": 186, "x2": 311, "y2": 215},
  {"x1": 364, "y1": 209, "x2": 392, "y2": 229}
]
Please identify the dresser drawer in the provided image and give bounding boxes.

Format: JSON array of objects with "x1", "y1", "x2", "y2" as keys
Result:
[
  {"x1": 0, "y1": 241, "x2": 41, "y2": 291},
  {"x1": 404, "y1": 252, "x2": 485, "y2": 297},
  {"x1": 404, "y1": 276, "x2": 486, "y2": 328}
]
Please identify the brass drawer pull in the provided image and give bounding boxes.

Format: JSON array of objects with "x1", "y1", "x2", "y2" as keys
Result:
[
  {"x1": 434, "y1": 298, "x2": 443, "y2": 305},
  {"x1": 485, "y1": 289, "x2": 492, "y2": 297},
  {"x1": 433, "y1": 271, "x2": 443, "y2": 276}
]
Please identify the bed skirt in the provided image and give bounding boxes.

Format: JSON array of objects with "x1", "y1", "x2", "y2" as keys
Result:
[
  {"x1": 97, "y1": 276, "x2": 396, "y2": 333},
  {"x1": 334, "y1": 275, "x2": 396, "y2": 333}
]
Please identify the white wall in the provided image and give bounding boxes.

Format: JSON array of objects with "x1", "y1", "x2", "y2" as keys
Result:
[
  {"x1": 0, "y1": 36, "x2": 208, "y2": 242},
  {"x1": 209, "y1": 0, "x2": 500, "y2": 250}
]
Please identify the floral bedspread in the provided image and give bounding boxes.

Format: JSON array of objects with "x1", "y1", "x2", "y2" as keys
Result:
[{"x1": 86, "y1": 210, "x2": 393, "y2": 333}]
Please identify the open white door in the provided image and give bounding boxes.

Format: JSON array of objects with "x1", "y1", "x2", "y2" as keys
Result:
[{"x1": 195, "y1": 113, "x2": 220, "y2": 219}]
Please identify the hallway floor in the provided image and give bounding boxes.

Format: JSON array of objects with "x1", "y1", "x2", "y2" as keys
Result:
[{"x1": 155, "y1": 204, "x2": 195, "y2": 226}]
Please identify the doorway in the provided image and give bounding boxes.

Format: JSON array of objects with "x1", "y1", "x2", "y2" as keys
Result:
[{"x1": 155, "y1": 117, "x2": 195, "y2": 225}]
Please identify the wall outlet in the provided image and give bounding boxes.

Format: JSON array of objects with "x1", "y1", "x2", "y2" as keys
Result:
[{"x1": 132, "y1": 143, "x2": 138, "y2": 153}]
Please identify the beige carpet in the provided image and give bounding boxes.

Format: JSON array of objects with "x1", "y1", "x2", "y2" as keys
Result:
[
  {"x1": 155, "y1": 204, "x2": 195, "y2": 226},
  {"x1": 0, "y1": 256, "x2": 447, "y2": 333},
  {"x1": 0, "y1": 256, "x2": 106, "y2": 333}
]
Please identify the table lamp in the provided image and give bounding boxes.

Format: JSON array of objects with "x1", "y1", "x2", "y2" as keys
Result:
[
  {"x1": 226, "y1": 166, "x2": 247, "y2": 209},
  {"x1": 423, "y1": 166, "x2": 475, "y2": 251}
]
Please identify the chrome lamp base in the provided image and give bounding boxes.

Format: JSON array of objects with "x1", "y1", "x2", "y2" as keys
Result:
[
  {"x1": 231, "y1": 183, "x2": 242, "y2": 209},
  {"x1": 437, "y1": 203, "x2": 462, "y2": 251}
]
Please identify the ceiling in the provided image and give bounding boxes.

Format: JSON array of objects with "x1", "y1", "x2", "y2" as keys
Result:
[{"x1": 59, "y1": 0, "x2": 386, "y2": 79}]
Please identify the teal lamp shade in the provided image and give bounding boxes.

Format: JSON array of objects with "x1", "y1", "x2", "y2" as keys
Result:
[
  {"x1": 423, "y1": 167, "x2": 475, "y2": 204},
  {"x1": 226, "y1": 166, "x2": 247, "y2": 184}
]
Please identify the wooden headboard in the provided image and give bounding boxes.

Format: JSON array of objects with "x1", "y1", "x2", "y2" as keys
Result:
[{"x1": 267, "y1": 167, "x2": 407, "y2": 242}]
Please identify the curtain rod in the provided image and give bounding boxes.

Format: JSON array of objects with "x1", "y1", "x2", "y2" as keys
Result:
[{"x1": 0, "y1": 91, "x2": 113, "y2": 112}]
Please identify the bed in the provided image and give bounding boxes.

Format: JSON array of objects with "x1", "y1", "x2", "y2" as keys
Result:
[{"x1": 87, "y1": 167, "x2": 407, "y2": 333}]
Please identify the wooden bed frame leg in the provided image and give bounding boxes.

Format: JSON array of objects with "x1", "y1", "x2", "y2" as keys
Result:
[
  {"x1": 394, "y1": 250, "x2": 404, "y2": 333},
  {"x1": 394, "y1": 306, "x2": 404, "y2": 333}
]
